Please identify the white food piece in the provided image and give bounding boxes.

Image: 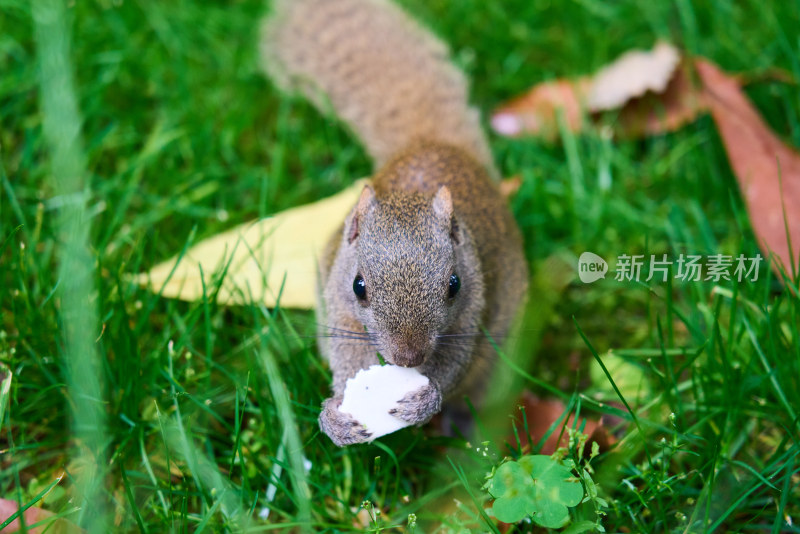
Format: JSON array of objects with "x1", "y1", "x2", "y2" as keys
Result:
[{"x1": 339, "y1": 364, "x2": 429, "y2": 440}]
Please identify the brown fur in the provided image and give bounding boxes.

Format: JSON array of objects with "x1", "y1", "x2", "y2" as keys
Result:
[
  {"x1": 261, "y1": 0, "x2": 528, "y2": 446},
  {"x1": 260, "y1": 0, "x2": 494, "y2": 172}
]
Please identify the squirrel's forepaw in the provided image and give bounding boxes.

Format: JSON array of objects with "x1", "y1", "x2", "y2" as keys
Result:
[
  {"x1": 319, "y1": 397, "x2": 372, "y2": 447},
  {"x1": 389, "y1": 381, "x2": 442, "y2": 425}
]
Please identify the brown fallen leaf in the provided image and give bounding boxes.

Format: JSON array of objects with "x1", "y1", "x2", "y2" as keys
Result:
[
  {"x1": 493, "y1": 42, "x2": 799, "y2": 279},
  {"x1": 510, "y1": 391, "x2": 620, "y2": 455},
  {"x1": 491, "y1": 78, "x2": 591, "y2": 139},
  {"x1": 696, "y1": 59, "x2": 800, "y2": 278},
  {"x1": 613, "y1": 60, "x2": 707, "y2": 137},
  {"x1": 492, "y1": 42, "x2": 702, "y2": 139},
  {"x1": 0, "y1": 498, "x2": 82, "y2": 534}
]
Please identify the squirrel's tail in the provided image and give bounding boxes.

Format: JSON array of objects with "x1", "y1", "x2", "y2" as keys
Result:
[{"x1": 260, "y1": 0, "x2": 494, "y2": 172}]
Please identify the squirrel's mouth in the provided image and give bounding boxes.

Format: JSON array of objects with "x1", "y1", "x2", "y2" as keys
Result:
[
  {"x1": 392, "y1": 352, "x2": 425, "y2": 368},
  {"x1": 386, "y1": 344, "x2": 430, "y2": 368}
]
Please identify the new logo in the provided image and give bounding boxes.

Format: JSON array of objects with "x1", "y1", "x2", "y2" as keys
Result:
[{"x1": 578, "y1": 252, "x2": 608, "y2": 283}]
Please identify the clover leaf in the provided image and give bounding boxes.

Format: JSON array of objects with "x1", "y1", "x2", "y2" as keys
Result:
[{"x1": 487, "y1": 455, "x2": 584, "y2": 528}]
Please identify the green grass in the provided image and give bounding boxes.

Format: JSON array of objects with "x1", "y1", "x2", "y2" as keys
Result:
[{"x1": 2, "y1": 0, "x2": 800, "y2": 532}]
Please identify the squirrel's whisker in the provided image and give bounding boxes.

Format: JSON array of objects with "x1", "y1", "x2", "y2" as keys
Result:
[
  {"x1": 304, "y1": 334, "x2": 378, "y2": 345},
  {"x1": 317, "y1": 324, "x2": 373, "y2": 336}
]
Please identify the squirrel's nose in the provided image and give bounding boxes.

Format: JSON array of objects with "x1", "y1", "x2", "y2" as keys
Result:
[
  {"x1": 387, "y1": 331, "x2": 433, "y2": 367},
  {"x1": 393, "y1": 349, "x2": 426, "y2": 368}
]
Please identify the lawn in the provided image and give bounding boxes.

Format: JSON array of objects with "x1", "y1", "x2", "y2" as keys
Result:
[{"x1": 1, "y1": 0, "x2": 799, "y2": 532}]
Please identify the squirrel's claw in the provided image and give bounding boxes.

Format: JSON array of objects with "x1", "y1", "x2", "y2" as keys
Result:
[
  {"x1": 389, "y1": 381, "x2": 442, "y2": 425},
  {"x1": 319, "y1": 397, "x2": 372, "y2": 447}
]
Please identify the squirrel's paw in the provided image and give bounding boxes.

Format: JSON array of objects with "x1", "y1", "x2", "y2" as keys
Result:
[
  {"x1": 389, "y1": 381, "x2": 442, "y2": 425},
  {"x1": 319, "y1": 397, "x2": 372, "y2": 447}
]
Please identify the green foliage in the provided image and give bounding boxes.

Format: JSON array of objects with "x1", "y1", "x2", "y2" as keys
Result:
[
  {"x1": 485, "y1": 427, "x2": 609, "y2": 531},
  {"x1": 2, "y1": 0, "x2": 800, "y2": 531},
  {"x1": 486, "y1": 455, "x2": 582, "y2": 527}
]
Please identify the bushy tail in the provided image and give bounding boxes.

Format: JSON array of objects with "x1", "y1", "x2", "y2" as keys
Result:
[{"x1": 260, "y1": 0, "x2": 494, "y2": 172}]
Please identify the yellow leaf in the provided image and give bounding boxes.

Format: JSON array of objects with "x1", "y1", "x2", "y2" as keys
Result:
[{"x1": 136, "y1": 179, "x2": 368, "y2": 309}]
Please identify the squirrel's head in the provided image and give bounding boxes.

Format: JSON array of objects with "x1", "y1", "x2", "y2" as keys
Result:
[{"x1": 338, "y1": 184, "x2": 484, "y2": 368}]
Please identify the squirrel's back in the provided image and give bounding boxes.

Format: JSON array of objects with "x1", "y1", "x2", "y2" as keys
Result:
[{"x1": 260, "y1": 0, "x2": 494, "y2": 172}]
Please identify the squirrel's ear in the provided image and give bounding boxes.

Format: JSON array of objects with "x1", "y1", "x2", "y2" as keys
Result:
[
  {"x1": 433, "y1": 186, "x2": 460, "y2": 243},
  {"x1": 432, "y1": 186, "x2": 453, "y2": 220},
  {"x1": 346, "y1": 184, "x2": 376, "y2": 244}
]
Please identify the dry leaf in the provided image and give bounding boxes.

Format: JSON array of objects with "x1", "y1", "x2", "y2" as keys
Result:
[
  {"x1": 614, "y1": 60, "x2": 707, "y2": 137},
  {"x1": 491, "y1": 78, "x2": 591, "y2": 138},
  {"x1": 510, "y1": 391, "x2": 619, "y2": 455},
  {"x1": 138, "y1": 179, "x2": 368, "y2": 309},
  {"x1": 587, "y1": 42, "x2": 680, "y2": 111},
  {"x1": 491, "y1": 42, "x2": 709, "y2": 139},
  {"x1": 0, "y1": 499, "x2": 82, "y2": 534},
  {"x1": 696, "y1": 60, "x2": 800, "y2": 278}
]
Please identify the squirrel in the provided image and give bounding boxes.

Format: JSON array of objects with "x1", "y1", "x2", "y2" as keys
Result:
[{"x1": 260, "y1": 0, "x2": 528, "y2": 446}]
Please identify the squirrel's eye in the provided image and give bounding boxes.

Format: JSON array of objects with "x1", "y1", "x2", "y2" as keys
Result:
[
  {"x1": 448, "y1": 273, "x2": 460, "y2": 299},
  {"x1": 353, "y1": 274, "x2": 367, "y2": 300}
]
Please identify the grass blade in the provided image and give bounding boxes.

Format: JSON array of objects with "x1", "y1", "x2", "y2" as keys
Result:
[
  {"x1": 32, "y1": 0, "x2": 107, "y2": 530},
  {"x1": 256, "y1": 309, "x2": 312, "y2": 532}
]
